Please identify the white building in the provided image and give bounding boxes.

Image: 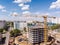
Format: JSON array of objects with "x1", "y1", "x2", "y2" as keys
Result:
[
  {"x1": 14, "y1": 21, "x2": 27, "y2": 30},
  {"x1": 13, "y1": 21, "x2": 36, "y2": 30},
  {"x1": 51, "y1": 17, "x2": 60, "y2": 24}
]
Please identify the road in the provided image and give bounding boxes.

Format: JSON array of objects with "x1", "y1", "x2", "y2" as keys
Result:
[{"x1": 4, "y1": 32, "x2": 10, "y2": 45}]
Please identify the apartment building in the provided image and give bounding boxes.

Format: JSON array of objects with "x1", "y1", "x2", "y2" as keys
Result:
[{"x1": 13, "y1": 21, "x2": 27, "y2": 30}]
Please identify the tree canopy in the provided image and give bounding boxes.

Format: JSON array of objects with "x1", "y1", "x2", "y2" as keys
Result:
[
  {"x1": 10, "y1": 29, "x2": 22, "y2": 37},
  {"x1": 0, "y1": 29, "x2": 3, "y2": 33},
  {"x1": 50, "y1": 24, "x2": 60, "y2": 30}
]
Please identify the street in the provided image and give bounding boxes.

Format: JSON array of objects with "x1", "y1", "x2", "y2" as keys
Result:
[{"x1": 4, "y1": 32, "x2": 10, "y2": 45}]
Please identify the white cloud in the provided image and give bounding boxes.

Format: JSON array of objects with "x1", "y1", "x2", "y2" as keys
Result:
[
  {"x1": 34, "y1": 12, "x2": 40, "y2": 15},
  {"x1": 13, "y1": 0, "x2": 31, "y2": 3},
  {"x1": 13, "y1": 0, "x2": 23, "y2": 3},
  {"x1": 50, "y1": 0, "x2": 60, "y2": 9},
  {"x1": 13, "y1": 0, "x2": 31, "y2": 11},
  {"x1": 44, "y1": 13, "x2": 50, "y2": 15},
  {"x1": 0, "y1": 5, "x2": 7, "y2": 12},
  {"x1": 0, "y1": 5, "x2": 5, "y2": 10},
  {"x1": 13, "y1": 0, "x2": 31, "y2": 15},
  {"x1": 22, "y1": 11, "x2": 31, "y2": 15},
  {"x1": 21, "y1": 5, "x2": 30, "y2": 10},
  {"x1": 18, "y1": 3, "x2": 24, "y2": 7},
  {"x1": 1, "y1": 9, "x2": 7, "y2": 12},
  {"x1": 11, "y1": 12, "x2": 19, "y2": 16},
  {"x1": 34, "y1": 12, "x2": 50, "y2": 16}
]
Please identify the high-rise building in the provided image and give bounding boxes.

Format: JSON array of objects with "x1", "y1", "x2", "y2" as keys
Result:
[
  {"x1": 28, "y1": 25, "x2": 44, "y2": 45},
  {"x1": 14, "y1": 21, "x2": 27, "y2": 30}
]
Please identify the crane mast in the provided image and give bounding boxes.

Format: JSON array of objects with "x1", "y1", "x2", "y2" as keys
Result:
[{"x1": 43, "y1": 16, "x2": 48, "y2": 43}]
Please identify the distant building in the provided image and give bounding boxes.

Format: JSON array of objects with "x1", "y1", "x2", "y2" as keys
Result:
[
  {"x1": 13, "y1": 21, "x2": 27, "y2": 30},
  {"x1": 0, "y1": 21, "x2": 6, "y2": 29},
  {"x1": 14, "y1": 21, "x2": 20, "y2": 29},
  {"x1": 51, "y1": 18, "x2": 60, "y2": 24}
]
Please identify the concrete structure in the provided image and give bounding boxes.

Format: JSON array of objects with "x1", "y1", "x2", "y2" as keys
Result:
[{"x1": 28, "y1": 23, "x2": 45, "y2": 45}]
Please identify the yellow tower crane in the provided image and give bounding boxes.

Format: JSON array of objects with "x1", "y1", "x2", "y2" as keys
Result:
[
  {"x1": 42, "y1": 16, "x2": 55, "y2": 43},
  {"x1": 21, "y1": 15, "x2": 56, "y2": 45}
]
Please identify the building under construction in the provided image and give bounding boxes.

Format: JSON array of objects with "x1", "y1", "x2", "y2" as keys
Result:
[{"x1": 28, "y1": 22, "x2": 48, "y2": 45}]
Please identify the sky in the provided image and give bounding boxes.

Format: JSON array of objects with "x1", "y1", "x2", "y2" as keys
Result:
[{"x1": 0, "y1": 0, "x2": 60, "y2": 21}]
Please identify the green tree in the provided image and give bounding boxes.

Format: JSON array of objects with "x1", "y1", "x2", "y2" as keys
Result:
[
  {"x1": 0, "y1": 29, "x2": 6, "y2": 34},
  {"x1": 50, "y1": 24, "x2": 60, "y2": 30},
  {"x1": 10, "y1": 29, "x2": 22, "y2": 37},
  {"x1": 0, "y1": 29, "x2": 3, "y2": 33}
]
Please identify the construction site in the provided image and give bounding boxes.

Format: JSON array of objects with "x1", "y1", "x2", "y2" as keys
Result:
[
  {"x1": 13, "y1": 15, "x2": 60, "y2": 45},
  {"x1": 0, "y1": 15, "x2": 60, "y2": 45},
  {"x1": 0, "y1": 0, "x2": 60, "y2": 45}
]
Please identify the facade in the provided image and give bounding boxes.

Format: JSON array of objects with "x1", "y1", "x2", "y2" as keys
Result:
[
  {"x1": 14, "y1": 21, "x2": 20, "y2": 29},
  {"x1": 14, "y1": 21, "x2": 27, "y2": 30},
  {"x1": 0, "y1": 21, "x2": 6, "y2": 29},
  {"x1": 50, "y1": 18, "x2": 60, "y2": 24},
  {"x1": 28, "y1": 23, "x2": 44, "y2": 45}
]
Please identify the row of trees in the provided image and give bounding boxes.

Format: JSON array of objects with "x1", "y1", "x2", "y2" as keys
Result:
[
  {"x1": 49, "y1": 24, "x2": 60, "y2": 30},
  {"x1": 0, "y1": 28, "x2": 22, "y2": 37},
  {"x1": 0, "y1": 21, "x2": 27, "y2": 37}
]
